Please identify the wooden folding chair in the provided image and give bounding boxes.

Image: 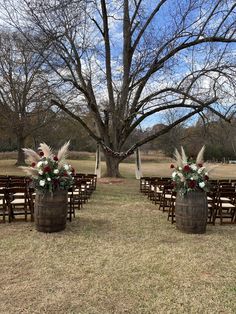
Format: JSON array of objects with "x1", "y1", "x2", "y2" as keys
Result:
[
  {"x1": 214, "y1": 189, "x2": 236, "y2": 224},
  {"x1": 148, "y1": 178, "x2": 160, "y2": 201},
  {"x1": 140, "y1": 177, "x2": 152, "y2": 194},
  {"x1": 86, "y1": 174, "x2": 97, "y2": 191},
  {"x1": 71, "y1": 181, "x2": 83, "y2": 210},
  {"x1": 0, "y1": 188, "x2": 10, "y2": 223},
  {"x1": 159, "y1": 184, "x2": 174, "y2": 212},
  {"x1": 8, "y1": 187, "x2": 33, "y2": 222},
  {"x1": 207, "y1": 190, "x2": 217, "y2": 225},
  {"x1": 153, "y1": 179, "x2": 171, "y2": 205},
  {"x1": 167, "y1": 190, "x2": 176, "y2": 223},
  {"x1": 67, "y1": 187, "x2": 75, "y2": 221},
  {"x1": 0, "y1": 176, "x2": 10, "y2": 187}
]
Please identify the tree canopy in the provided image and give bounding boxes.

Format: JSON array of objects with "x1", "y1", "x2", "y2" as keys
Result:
[{"x1": 1, "y1": 0, "x2": 235, "y2": 175}]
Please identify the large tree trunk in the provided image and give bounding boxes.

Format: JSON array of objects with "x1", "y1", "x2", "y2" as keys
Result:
[
  {"x1": 104, "y1": 153, "x2": 122, "y2": 177},
  {"x1": 15, "y1": 134, "x2": 26, "y2": 166}
]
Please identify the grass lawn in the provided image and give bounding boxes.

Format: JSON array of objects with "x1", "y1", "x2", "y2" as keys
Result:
[{"x1": 0, "y1": 160, "x2": 235, "y2": 313}]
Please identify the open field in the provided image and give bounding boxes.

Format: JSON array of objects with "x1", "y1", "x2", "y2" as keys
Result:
[
  {"x1": 0, "y1": 159, "x2": 236, "y2": 180},
  {"x1": 0, "y1": 160, "x2": 235, "y2": 313}
]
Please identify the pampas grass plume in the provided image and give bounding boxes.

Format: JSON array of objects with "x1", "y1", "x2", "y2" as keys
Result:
[
  {"x1": 174, "y1": 148, "x2": 183, "y2": 167},
  {"x1": 181, "y1": 146, "x2": 188, "y2": 164},
  {"x1": 38, "y1": 143, "x2": 53, "y2": 158},
  {"x1": 22, "y1": 148, "x2": 40, "y2": 164},
  {"x1": 57, "y1": 140, "x2": 70, "y2": 162},
  {"x1": 196, "y1": 146, "x2": 205, "y2": 164}
]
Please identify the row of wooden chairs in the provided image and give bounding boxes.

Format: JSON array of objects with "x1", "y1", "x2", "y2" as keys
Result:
[
  {"x1": 140, "y1": 177, "x2": 236, "y2": 225},
  {"x1": 67, "y1": 174, "x2": 97, "y2": 221},
  {"x1": 0, "y1": 176, "x2": 33, "y2": 222},
  {"x1": 0, "y1": 174, "x2": 97, "y2": 223}
]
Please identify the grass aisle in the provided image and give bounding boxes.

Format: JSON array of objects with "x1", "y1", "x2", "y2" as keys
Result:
[{"x1": 0, "y1": 179, "x2": 235, "y2": 314}]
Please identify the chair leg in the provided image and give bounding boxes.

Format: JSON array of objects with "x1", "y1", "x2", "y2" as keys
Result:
[
  {"x1": 212, "y1": 209, "x2": 215, "y2": 226},
  {"x1": 29, "y1": 199, "x2": 34, "y2": 222},
  {"x1": 68, "y1": 203, "x2": 72, "y2": 222},
  {"x1": 25, "y1": 204, "x2": 27, "y2": 221},
  {"x1": 171, "y1": 207, "x2": 175, "y2": 224}
]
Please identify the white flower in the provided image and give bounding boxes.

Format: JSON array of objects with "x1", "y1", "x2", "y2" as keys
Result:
[
  {"x1": 38, "y1": 170, "x2": 43, "y2": 175},
  {"x1": 172, "y1": 171, "x2": 177, "y2": 178},
  {"x1": 64, "y1": 164, "x2": 70, "y2": 171},
  {"x1": 44, "y1": 160, "x2": 48, "y2": 165},
  {"x1": 198, "y1": 167, "x2": 205, "y2": 173},
  {"x1": 37, "y1": 161, "x2": 43, "y2": 168},
  {"x1": 39, "y1": 180, "x2": 45, "y2": 186},
  {"x1": 190, "y1": 177, "x2": 194, "y2": 180},
  {"x1": 179, "y1": 173, "x2": 185, "y2": 182},
  {"x1": 178, "y1": 167, "x2": 182, "y2": 171},
  {"x1": 47, "y1": 177, "x2": 51, "y2": 181},
  {"x1": 190, "y1": 164, "x2": 197, "y2": 171},
  {"x1": 199, "y1": 182, "x2": 205, "y2": 188},
  {"x1": 53, "y1": 169, "x2": 59, "y2": 174}
]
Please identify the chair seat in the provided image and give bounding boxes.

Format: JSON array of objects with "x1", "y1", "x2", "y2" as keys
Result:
[
  {"x1": 11, "y1": 199, "x2": 27, "y2": 205},
  {"x1": 220, "y1": 197, "x2": 231, "y2": 202},
  {"x1": 221, "y1": 203, "x2": 235, "y2": 208},
  {"x1": 13, "y1": 192, "x2": 25, "y2": 196}
]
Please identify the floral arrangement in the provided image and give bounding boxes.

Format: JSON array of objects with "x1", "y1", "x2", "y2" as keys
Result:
[
  {"x1": 20, "y1": 141, "x2": 75, "y2": 193},
  {"x1": 170, "y1": 146, "x2": 210, "y2": 195}
]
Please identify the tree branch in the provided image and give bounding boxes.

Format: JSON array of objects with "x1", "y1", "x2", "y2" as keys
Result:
[
  {"x1": 51, "y1": 98, "x2": 101, "y2": 142},
  {"x1": 100, "y1": 0, "x2": 115, "y2": 109},
  {"x1": 120, "y1": 101, "x2": 216, "y2": 160}
]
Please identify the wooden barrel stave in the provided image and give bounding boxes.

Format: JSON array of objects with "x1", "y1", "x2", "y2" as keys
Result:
[
  {"x1": 34, "y1": 190, "x2": 68, "y2": 233},
  {"x1": 175, "y1": 191, "x2": 208, "y2": 234}
]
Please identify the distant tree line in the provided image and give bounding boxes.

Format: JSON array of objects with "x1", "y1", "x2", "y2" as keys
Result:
[
  {"x1": 134, "y1": 117, "x2": 236, "y2": 161},
  {"x1": 0, "y1": 109, "x2": 235, "y2": 162},
  {"x1": 0, "y1": 111, "x2": 96, "y2": 153}
]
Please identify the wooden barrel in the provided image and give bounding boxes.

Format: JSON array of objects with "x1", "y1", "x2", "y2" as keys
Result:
[
  {"x1": 34, "y1": 190, "x2": 68, "y2": 233},
  {"x1": 175, "y1": 191, "x2": 208, "y2": 234}
]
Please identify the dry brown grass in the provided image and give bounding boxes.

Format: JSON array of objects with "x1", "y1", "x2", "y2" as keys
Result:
[{"x1": 0, "y1": 161, "x2": 235, "y2": 313}]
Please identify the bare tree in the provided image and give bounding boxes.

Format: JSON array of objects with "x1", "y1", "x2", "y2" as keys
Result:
[
  {"x1": 0, "y1": 31, "x2": 56, "y2": 165},
  {"x1": 2, "y1": 0, "x2": 235, "y2": 175}
]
